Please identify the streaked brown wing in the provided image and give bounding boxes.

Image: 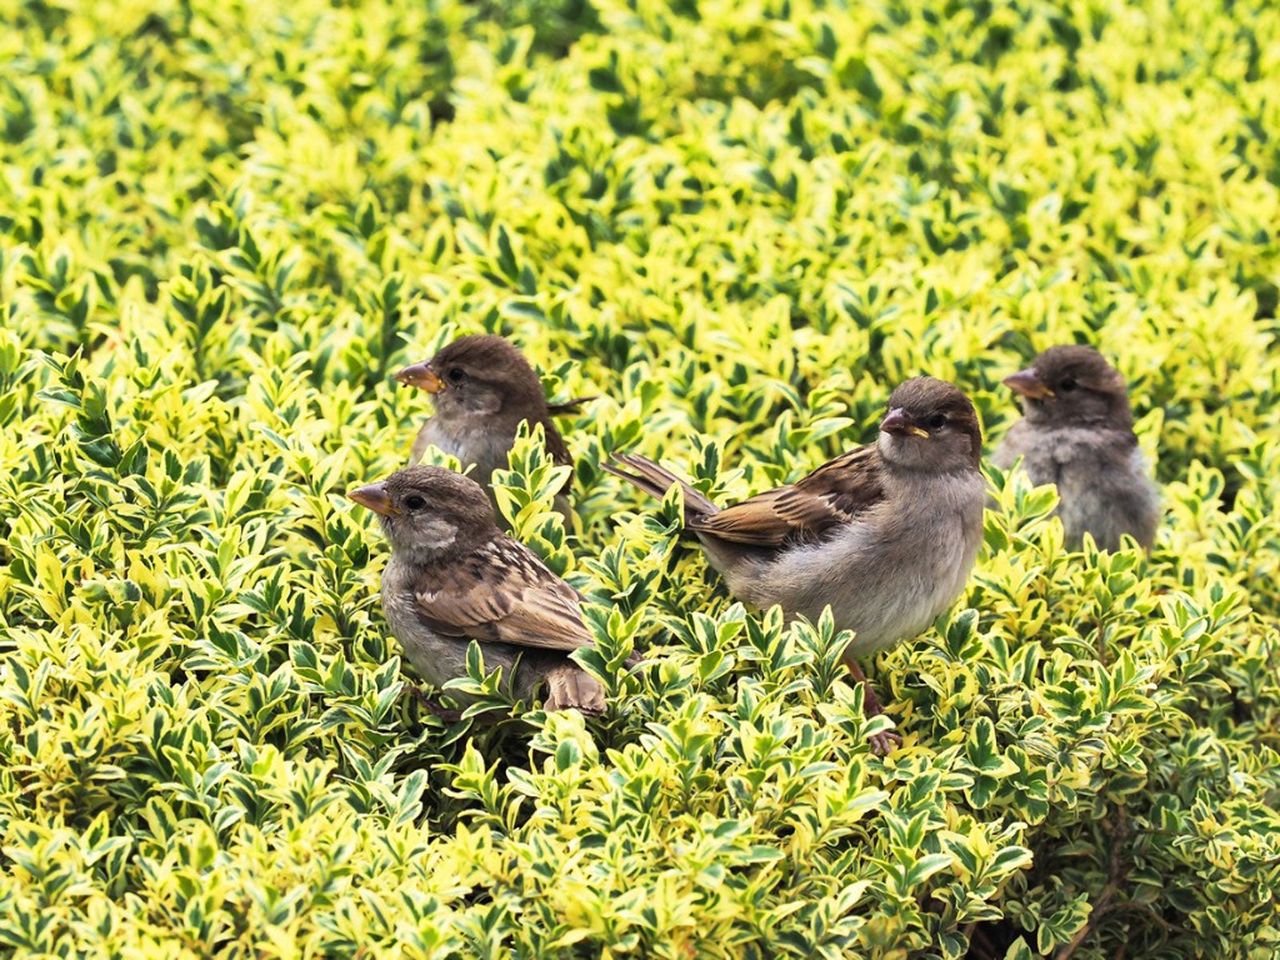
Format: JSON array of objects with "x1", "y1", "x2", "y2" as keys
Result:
[
  {"x1": 689, "y1": 446, "x2": 885, "y2": 547},
  {"x1": 411, "y1": 539, "x2": 593, "y2": 652}
]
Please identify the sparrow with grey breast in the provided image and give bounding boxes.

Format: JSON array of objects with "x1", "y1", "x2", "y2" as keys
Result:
[
  {"x1": 348, "y1": 465, "x2": 606, "y2": 715},
  {"x1": 395, "y1": 335, "x2": 591, "y2": 517},
  {"x1": 993, "y1": 345, "x2": 1158, "y2": 551},
  {"x1": 605, "y1": 376, "x2": 986, "y2": 754}
]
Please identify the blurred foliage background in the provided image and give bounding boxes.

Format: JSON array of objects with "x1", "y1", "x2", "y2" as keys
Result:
[{"x1": 1, "y1": 0, "x2": 1279, "y2": 956}]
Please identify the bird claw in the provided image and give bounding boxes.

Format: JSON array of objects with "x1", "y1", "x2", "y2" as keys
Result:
[
  {"x1": 544, "y1": 694, "x2": 605, "y2": 716},
  {"x1": 409, "y1": 686, "x2": 464, "y2": 723},
  {"x1": 846, "y1": 661, "x2": 900, "y2": 755},
  {"x1": 543, "y1": 666, "x2": 606, "y2": 715},
  {"x1": 868, "y1": 729, "x2": 903, "y2": 757}
]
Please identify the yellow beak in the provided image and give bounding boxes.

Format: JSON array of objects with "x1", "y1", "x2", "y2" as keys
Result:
[
  {"x1": 394, "y1": 362, "x2": 446, "y2": 394},
  {"x1": 347, "y1": 482, "x2": 398, "y2": 516},
  {"x1": 1003, "y1": 368, "x2": 1054, "y2": 400}
]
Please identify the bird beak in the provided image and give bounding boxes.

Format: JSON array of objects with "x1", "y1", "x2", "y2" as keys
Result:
[
  {"x1": 880, "y1": 407, "x2": 930, "y2": 439},
  {"x1": 1003, "y1": 368, "x2": 1054, "y2": 399},
  {"x1": 347, "y1": 482, "x2": 399, "y2": 516},
  {"x1": 394, "y1": 362, "x2": 445, "y2": 394}
]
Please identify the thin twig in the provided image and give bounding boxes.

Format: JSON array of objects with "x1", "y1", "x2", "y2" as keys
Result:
[
  {"x1": 967, "y1": 922, "x2": 998, "y2": 960},
  {"x1": 1108, "y1": 902, "x2": 1182, "y2": 934},
  {"x1": 1056, "y1": 808, "x2": 1128, "y2": 960}
]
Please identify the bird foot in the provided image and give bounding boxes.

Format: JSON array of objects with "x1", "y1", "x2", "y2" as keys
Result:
[
  {"x1": 847, "y1": 661, "x2": 901, "y2": 755},
  {"x1": 410, "y1": 686, "x2": 464, "y2": 722},
  {"x1": 543, "y1": 666, "x2": 606, "y2": 715},
  {"x1": 868, "y1": 729, "x2": 903, "y2": 757}
]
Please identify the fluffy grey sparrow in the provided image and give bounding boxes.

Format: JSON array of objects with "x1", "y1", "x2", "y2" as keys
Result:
[
  {"x1": 349, "y1": 465, "x2": 605, "y2": 715},
  {"x1": 993, "y1": 345, "x2": 1158, "y2": 551},
  {"x1": 395, "y1": 335, "x2": 590, "y2": 516},
  {"x1": 606, "y1": 376, "x2": 985, "y2": 753}
]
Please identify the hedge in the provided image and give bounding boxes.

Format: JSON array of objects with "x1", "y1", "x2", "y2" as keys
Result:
[{"x1": 1, "y1": 0, "x2": 1278, "y2": 957}]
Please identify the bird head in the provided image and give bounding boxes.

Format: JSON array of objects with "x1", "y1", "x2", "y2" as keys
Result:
[
  {"x1": 394, "y1": 335, "x2": 548, "y2": 422},
  {"x1": 878, "y1": 377, "x2": 982, "y2": 472},
  {"x1": 348, "y1": 465, "x2": 499, "y2": 563},
  {"x1": 1003, "y1": 345, "x2": 1132, "y2": 429}
]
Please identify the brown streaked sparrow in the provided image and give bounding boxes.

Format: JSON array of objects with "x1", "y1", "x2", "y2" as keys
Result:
[
  {"x1": 606, "y1": 376, "x2": 986, "y2": 753},
  {"x1": 349, "y1": 465, "x2": 605, "y2": 714}
]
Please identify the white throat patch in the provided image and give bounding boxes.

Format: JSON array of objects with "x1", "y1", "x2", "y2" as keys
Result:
[{"x1": 418, "y1": 518, "x2": 458, "y2": 550}]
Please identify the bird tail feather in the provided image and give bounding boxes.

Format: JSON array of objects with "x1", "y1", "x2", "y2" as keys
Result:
[
  {"x1": 547, "y1": 396, "x2": 597, "y2": 416},
  {"x1": 603, "y1": 453, "x2": 719, "y2": 521}
]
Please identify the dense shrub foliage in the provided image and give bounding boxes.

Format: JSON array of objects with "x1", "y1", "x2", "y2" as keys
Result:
[{"x1": 2, "y1": 0, "x2": 1280, "y2": 956}]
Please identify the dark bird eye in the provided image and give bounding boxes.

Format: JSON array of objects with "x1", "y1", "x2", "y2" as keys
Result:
[
  {"x1": 1060, "y1": 377, "x2": 1078, "y2": 392},
  {"x1": 404, "y1": 495, "x2": 427, "y2": 511},
  {"x1": 927, "y1": 414, "x2": 946, "y2": 430},
  {"x1": 447, "y1": 367, "x2": 465, "y2": 384}
]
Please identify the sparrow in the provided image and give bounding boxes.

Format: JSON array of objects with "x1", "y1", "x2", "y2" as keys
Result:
[
  {"x1": 348, "y1": 464, "x2": 606, "y2": 715},
  {"x1": 993, "y1": 345, "x2": 1159, "y2": 551},
  {"x1": 394, "y1": 334, "x2": 590, "y2": 515},
  {"x1": 606, "y1": 376, "x2": 986, "y2": 753}
]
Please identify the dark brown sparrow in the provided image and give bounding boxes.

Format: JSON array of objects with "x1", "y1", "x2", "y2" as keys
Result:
[
  {"x1": 394, "y1": 335, "x2": 590, "y2": 513},
  {"x1": 993, "y1": 345, "x2": 1158, "y2": 551},
  {"x1": 348, "y1": 465, "x2": 605, "y2": 714},
  {"x1": 606, "y1": 377, "x2": 985, "y2": 753}
]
